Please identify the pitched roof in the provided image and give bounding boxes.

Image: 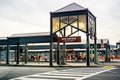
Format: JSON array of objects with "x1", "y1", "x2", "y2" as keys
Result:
[
  {"x1": 10, "y1": 32, "x2": 50, "y2": 37},
  {"x1": 53, "y1": 3, "x2": 86, "y2": 13}
]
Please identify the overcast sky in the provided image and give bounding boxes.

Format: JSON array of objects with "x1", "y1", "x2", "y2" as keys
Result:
[{"x1": 0, "y1": 0, "x2": 120, "y2": 45}]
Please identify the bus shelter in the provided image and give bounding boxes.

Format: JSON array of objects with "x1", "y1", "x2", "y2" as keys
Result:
[
  {"x1": 50, "y1": 3, "x2": 97, "y2": 66},
  {"x1": 0, "y1": 33, "x2": 110, "y2": 66}
]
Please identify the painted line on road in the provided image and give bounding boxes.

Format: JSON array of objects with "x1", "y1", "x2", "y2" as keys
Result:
[
  {"x1": 9, "y1": 68, "x2": 73, "y2": 80},
  {"x1": 10, "y1": 74, "x2": 78, "y2": 80},
  {"x1": 103, "y1": 66, "x2": 115, "y2": 68},
  {"x1": 10, "y1": 68, "x2": 114, "y2": 80},
  {"x1": 29, "y1": 74, "x2": 79, "y2": 79},
  {"x1": 75, "y1": 68, "x2": 116, "y2": 80},
  {"x1": 40, "y1": 72, "x2": 88, "y2": 77}
]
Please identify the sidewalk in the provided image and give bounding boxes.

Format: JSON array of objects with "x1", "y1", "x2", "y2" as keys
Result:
[
  {"x1": 0, "y1": 61, "x2": 98, "y2": 67},
  {"x1": 23, "y1": 62, "x2": 98, "y2": 67},
  {"x1": 100, "y1": 59, "x2": 120, "y2": 67},
  {"x1": 0, "y1": 59, "x2": 120, "y2": 67}
]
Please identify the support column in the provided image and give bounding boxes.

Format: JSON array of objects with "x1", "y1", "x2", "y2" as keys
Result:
[
  {"x1": 94, "y1": 17, "x2": 99, "y2": 64},
  {"x1": 16, "y1": 43, "x2": 20, "y2": 64},
  {"x1": 94, "y1": 38, "x2": 99, "y2": 64},
  {"x1": 57, "y1": 42, "x2": 60, "y2": 65},
  {"x1": 50, "y1": 38, "x2": 53, "y2": 66},
  {"x1": 25, "y1": 44, "x2": 28, "y2": 63},
  {"x1": 6, "y1": 44, "x2": 10, "y2": 64},
  {"x1": 86, "y1": 34, "x2": 90, "y2": 66},
  {"x1": 50, "y1": 15, "x2": 53, "y2": 67},
  {"x1": 62, "y1": 42, "x2": 66, "y2": 65},
  {"x1": 0, "y1": 48, "x2": 1, "y2": 64},
  {"x1": 15, "y1": 50, "x2": 17, "y2": 62},
  {"x1": 86, "y1": 13, "x2": 90, "y2": 66},
  {"x1": 62, "y1": 27, "x2": 66, "y2": 65},
  {"x1": 94, "y1": 37, "x2": 97, "y2": 63},
  {"x1": 105, "y1": 45, "x2": 109, "y2": 62}
]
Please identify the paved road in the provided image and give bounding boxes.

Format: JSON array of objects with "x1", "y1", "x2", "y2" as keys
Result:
[
  {"x1": 8, "y1": 67, "x2": 114, "y2": 80},
  {"x1": 0, "y1": 66, "x2": 119, "y2": 80},
  {"x1": 84, "y1": 68, "x2": 120, "y2": 80},
  {"x1": 0, "y1": 66, "x2": 65, "y2": 80}
]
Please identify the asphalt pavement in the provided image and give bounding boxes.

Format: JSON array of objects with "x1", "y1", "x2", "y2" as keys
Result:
[
  {"x1": 84, "y1": 68, "x2": 120, "y2": 80},
  {"x1": 0, "y1": 59, "x2": 120, "y2": 80},
  {"x1": 9, "y1": 67, "x2": 114, "y2": 80}
]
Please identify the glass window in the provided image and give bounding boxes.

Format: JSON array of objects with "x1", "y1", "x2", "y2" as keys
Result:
[
  {"x1": 60, "y1": 21, "x2": 66, "y2": 29},
  {"x1": 69, "y1": 16, "x2": 77, "y2": 23},
  {"x1": 65, "y1": 26, "x2": 72, "y2": 36},
  {"x1": 69, "y1": 16, "x2": 77, "y2": 28},
  {"x1": 60, "y1": 16, "x2": 68, "y2": 29},
  {"x1": 61, "y1": 16, "x2": 68, "y2": 24},
  {"x1": 79, "y1": 15, "x2": 86, "y2": 32},
  {"x1": 88, "y1": 16, "x2": 95, "y2": 35},
  {"x1": 52, "y1": 17, "x2": 59, "y2": 33}
]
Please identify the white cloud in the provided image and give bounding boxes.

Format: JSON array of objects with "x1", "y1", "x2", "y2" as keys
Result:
[
  {"x1": 0, "y1": 17, "x2": 49, "y2": 37},
  {"x1": 0, "y1": 0, "x2": 120, "y2": 45}
]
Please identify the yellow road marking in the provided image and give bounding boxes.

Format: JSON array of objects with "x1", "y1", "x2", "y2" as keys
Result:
[{"x1": 103, "y1": 66, "x2": 114, "y2": 68}]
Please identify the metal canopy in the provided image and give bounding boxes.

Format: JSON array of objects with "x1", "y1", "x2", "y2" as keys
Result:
[
  {"x1": 0, "y1": 39, "x2": 109, "y2": 50},
  {"x1": 8, "y1": 32, "x2": 51, "y2": 44},
  {"x1": 54, "y1": 3, "x2": 86, "y2": 13},
  {"x1": 0, "y1": 32, "x2": 57, "y2": 45},
  {"x1": 0, "y1": 37, "x2": 7, "y2": 45}
]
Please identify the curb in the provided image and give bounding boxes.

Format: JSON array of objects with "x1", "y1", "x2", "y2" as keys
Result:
[{"x1": 0, "y1": 64, "x2": 100, "y2": 68}]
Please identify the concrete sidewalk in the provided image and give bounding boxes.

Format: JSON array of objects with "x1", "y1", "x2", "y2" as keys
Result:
[
  {"x1": 0, "y1": 59, "x2": 120, "y2": 67},
  {"x1": 100, "y1": 60, "x2": 120, "y2": 66},
  {"x1": 0, "y1": 61, "x2": 98, "y2": 67},
  {"x1": 23, "y1": 62, "x2": 97, "y2": 67}
]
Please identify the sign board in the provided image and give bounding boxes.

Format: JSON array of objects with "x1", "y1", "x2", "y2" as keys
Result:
[{"x1": 57, "y1": 36, "x2": 81, "y2": 43}]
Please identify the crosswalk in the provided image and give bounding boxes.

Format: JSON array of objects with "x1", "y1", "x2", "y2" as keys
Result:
[{"x1": 10, "y1": 68, "x2": 114, "y2": 80}]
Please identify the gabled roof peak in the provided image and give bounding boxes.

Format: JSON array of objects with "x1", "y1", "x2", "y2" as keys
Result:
[{"x1": 53, "y1": 2, "x2": 86, "y2": 13}]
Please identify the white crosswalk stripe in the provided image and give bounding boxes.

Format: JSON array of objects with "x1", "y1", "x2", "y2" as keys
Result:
[{"x1": 10, "y1": 68, "x2": 115, "y2": 80}]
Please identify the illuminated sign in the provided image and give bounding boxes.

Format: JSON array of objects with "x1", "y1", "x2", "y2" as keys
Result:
[{"x1": 57, "y1": 36, "x2": 81, "y2": 43}]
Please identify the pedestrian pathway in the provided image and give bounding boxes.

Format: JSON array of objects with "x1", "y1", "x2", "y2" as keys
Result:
[
  {"x1": 0, "y1": 59, "x2": 120, "y2": 67},
  {"x1": 0, "y1": 61, "x2": 98, "y2": 67},
  {"x1": 10, "y1": 68, "x2": 114, "y2": 80}
]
